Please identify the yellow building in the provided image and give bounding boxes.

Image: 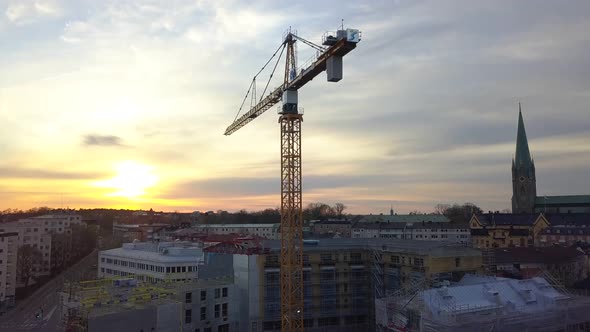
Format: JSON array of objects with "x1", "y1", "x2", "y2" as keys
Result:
[{"x1": 469, "y1": 213, "x2": 550, "y2": 248}]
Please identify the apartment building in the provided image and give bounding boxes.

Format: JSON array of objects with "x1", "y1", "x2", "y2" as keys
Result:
[
  {"x1": 538, "y1": 213, "x2": 590, "y2": 247},
  {"x1": 63, "y1": 277, "x2": 238, "y2": 332},
  {"x1": 378, "y1": 274, "x2": 590, "y2": 332},
  {"x1": 194, "y1": 224, "x2": 279, "y2": 239},
  {"x1": 112, "y1": 223, "x2": 168, "y2": 242},
  {"x1": 357, "y1": 214, "x2": 450, "y2": 224},
  {"x1": 351, "y1": 222, "x2": 470, "y2": 244},
  {"x1": 470, "y1": 213, "x2": 550, "y2": 248},
  {"x1": 0, "y1": 232, "x2": 18, "y2": 309},
  {"x1": 0, "y1": 214, "x2": 84, "y2": 281},
  {"x1": 18, "y1": 214, "x2": 82, "y2": 234},
  {"x1": 494, "y1": 246, "x2": 587, "y2": 286},
  {"x1": 0, "y1": 222, "x2": 53, "y2": 281},
  {"x1": 211, "y1": 238, "x2": 482, "y2": 332},
  {"x1": 98, "y1": 241, "x2": 205, "y2": 283},
  {"x1": 310, "y1": 220, "x2": 353, "y2": 237}
]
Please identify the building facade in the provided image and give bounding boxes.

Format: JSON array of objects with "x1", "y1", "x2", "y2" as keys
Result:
[
  {"x1": 470, "y1": 213, "x2": 550, "y2": 248},
  {"x1": 378, "y1": 274, "x2": 590, "y2": 332},
  {"x1": 112, "y1": 223, "x2": 169, "y2": 243},
  {"x1": 223, "y1": 238, "x2": 482, "y2": 332},
  {"x1": 98, "y1": 241, "x2": 205, "y2": 283},
  {"x1": 193, "y1": 224, "x2": 279, "y2": 239},
  {"x1": 63, "y1": 278, "x2": 238, "y2": 332},
  {"x1": 310, "y1": 220, "x2": 353, "y2": 237},
  {"x1": 352, "y1": 222, "x2": 470, "y2": 244},
  {"x1": 357, "y1": 214, "x2": 450, "y2": 224},
  {"x1": 0, "y1": 222, "x2": 53, "y2": 282},
  {"x1": 0, "y1": 232, "x2": 18, "y2": 309},
  {"x1": 494, "y1": 247, "x2": 587, "y2": 287}
]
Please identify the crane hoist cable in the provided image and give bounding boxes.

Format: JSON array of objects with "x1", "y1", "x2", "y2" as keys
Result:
[{"x1": 233, "y1": 43, "x2": 286, "y2": 123}]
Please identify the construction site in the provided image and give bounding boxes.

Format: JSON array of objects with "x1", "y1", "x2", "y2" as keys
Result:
[
  {"x1": 375, "y1": 252, "x2": 590, "y2": 332},
  {"x1": 61, "y1": 275, "x2": 237, "y2": 332}
]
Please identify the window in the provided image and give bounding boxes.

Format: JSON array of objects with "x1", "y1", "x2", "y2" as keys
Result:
[
  {"x1": 204, "y1": 328, "x2": 211, "y2": 332},
  {"x1": 185, "y1": 309, "x2": 192, "y2": 324},
  {"x1": 200, "y1": 307, "x2": 206, "y2": 320},
  {"x1": 455, "y1": 257, "x2": 461, "y2": 267},
  {"x1": 215, "y1": 304, "x2": 220, "y2": 318},
  {"x1": 320, "y1": 254, "x2": 332, "y2": 263},
  {"x1": 215, "y1": 288, "x2": 220, "y2": 299},
  {"x1": 391, "y1": 255, "x2": 399, "y2": 264},
  {"x1": 185, "y1": 292, "x2": 192, "y2": 304},
  {"x1": 414, "y1": 258, "x2": 424, "y2": 267},
  {"x1": 222, "y1": 303, "x2": 228, "y2": 317},
  {"x1": 217, "y1": 324, "x2": 229, "y2": 332},
  {"x1": 222, "y1": 287, "x2": 228, "y2": 297},
  {"x1": 201, "y1": 290, "x2": 206, "y2": 301}
]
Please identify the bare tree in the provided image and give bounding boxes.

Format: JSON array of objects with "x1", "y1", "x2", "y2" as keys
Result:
[
  {"x1": 17, "y1": 245, "x2": 42, "y2": 287},
  {"x1": 434, "y1": 204, "x2": 451, "y2": 215},
  {"x1": 409, "y1": 210, "x2": 424, "y2": 215},
  {"x1": 437, "y1": 202, "x2": 483, "y2": 223},
  {"x1": 334, "y1": 203, "x2": 346, "y2": 217}
]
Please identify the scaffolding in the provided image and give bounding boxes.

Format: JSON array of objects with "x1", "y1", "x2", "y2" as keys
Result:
[
  {"x1": 481, "y1": 248, "x2": 496, "y2": 275},
  {"x1": 61, "y1": 275, "x2": 234, "y2": 331},
  {"x1": 376, "y1": 271, "x2": 590, "y2": 332}
]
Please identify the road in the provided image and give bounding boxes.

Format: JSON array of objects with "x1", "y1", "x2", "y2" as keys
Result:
[{"x1": 0, "y1": 249, "x2": 98, "y2": 331}]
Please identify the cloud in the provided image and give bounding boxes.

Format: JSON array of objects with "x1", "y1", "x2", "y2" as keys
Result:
[
  {"x1": 0, "y1": 167, "x2": 105, "y2": 180},
  {"x1": 1, "y1": 0, "x2": 590, "y2": 213},
  {"x1": 4, "y1": 0, "x2": 63, "y2": 25},
  {"x1": 82, "y1": 134, "x2": 126, "y2": 147}
]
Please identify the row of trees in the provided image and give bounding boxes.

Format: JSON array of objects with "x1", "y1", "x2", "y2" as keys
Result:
[
  {"x1": 197, "y1": 202, "x2": 348, "y2": 224},
  {"x1": 303, "y1": 202, "x2": 347, "y2": 220}
]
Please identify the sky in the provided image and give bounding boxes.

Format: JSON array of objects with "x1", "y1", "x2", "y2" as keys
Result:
[{"x1": 1, "y1": 0, "x2": 589, "y2": 214}]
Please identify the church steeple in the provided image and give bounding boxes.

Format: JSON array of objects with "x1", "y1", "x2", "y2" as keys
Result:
[
  {"x1": 515, "y1": 103, "x2": 533, "y2": 170},
  {"x1": 512, "y1": 103, "x2": 537, "y2": 213}
]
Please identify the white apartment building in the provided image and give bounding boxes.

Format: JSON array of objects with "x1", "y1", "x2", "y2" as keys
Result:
[
  {"x1": 98, "y1": 241, "x2": 205, "y2": 283},
  {"x1": 0, "y1": 214, "x2": 83, "y2": 284},
  {"x1": 18, "y1": 214, "x2": 82, "y2": 235},
  {"x1": 0, "y1": 223, "x2": 53, "y2": 281},
  {"x1": 0, "y1": 232, "x2": 18, "y2": 309},
  {"x1": 194, "y1": 224, "x2": 279, "y2": 239},
  {"x1": 352, "y1": 223, "x2": 470, "y2": 244}
]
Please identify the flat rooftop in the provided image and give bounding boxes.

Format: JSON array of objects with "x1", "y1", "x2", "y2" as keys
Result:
[
  {"x1": 75, "y1": 277, "x2": 233, "y2": 318},
  {"x1": 100, "y1": 241, "x2": 204, "y2": 263}
]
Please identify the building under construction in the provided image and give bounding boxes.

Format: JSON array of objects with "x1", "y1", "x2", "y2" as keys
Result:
[
  {"x1": 61, "y1": 276, "x2": 237, "y2": 332},
  {"x1": 375, "y1": 272, "x2": 590, "y2": 332}
]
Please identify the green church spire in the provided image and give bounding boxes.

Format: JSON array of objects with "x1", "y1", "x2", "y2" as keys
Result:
[{"x1": 515, "y1": 103, "x2": 532, "y2": 169}]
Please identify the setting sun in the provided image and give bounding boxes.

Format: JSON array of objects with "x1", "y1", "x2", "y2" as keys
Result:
[{"x1": 95, "y1": 161, "x2": 158, "y2": 199}]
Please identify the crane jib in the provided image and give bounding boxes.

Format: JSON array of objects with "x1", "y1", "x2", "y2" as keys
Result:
[{"x1": 224, "y1": 37, "x2": 357, "y2": 136}]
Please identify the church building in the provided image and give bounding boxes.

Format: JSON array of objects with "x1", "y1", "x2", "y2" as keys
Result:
[{"x1": 511, "y1": 104, "x2": 590, "y2": 213}]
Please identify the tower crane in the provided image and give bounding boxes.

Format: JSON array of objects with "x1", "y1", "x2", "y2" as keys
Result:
[{"x1": 224, "y1": 25, "x2": 361, "y2": 331}]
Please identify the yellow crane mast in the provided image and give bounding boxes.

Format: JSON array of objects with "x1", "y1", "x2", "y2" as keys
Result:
[{"x1": 224, "y1": 25, "x2": 361, "y2": 331}]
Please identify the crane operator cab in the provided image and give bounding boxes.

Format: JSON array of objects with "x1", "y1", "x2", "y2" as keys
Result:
[{"x1": 281, "y1": 89, "x2": 299, "y2": 115}]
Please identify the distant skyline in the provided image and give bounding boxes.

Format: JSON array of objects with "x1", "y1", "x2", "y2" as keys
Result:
[{"x1": 1, "y1": 0, "x2": 589, "y2": 214}]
